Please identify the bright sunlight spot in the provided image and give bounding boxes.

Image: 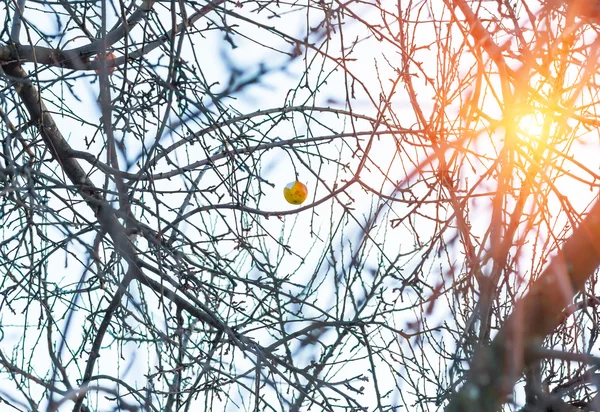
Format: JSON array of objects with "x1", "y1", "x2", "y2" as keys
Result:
[{"x1": 517, "y1": 111, "x2": 546, "y2": 141}]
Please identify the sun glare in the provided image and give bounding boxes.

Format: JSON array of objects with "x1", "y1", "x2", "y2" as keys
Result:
[{"x1": 517, "y1": 111, "x2": 546, "y2": 141}]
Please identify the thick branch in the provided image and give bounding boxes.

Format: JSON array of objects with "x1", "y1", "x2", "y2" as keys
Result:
[
  {"x1": 2, "y1": 62, "x2": 226, "y2": 411},
  {"x1": 0, "y1": 0, "x2": 155, "y2": 69},
  {"x1": 446, "y1": 196, "x2": 600, "y2": 411}
]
